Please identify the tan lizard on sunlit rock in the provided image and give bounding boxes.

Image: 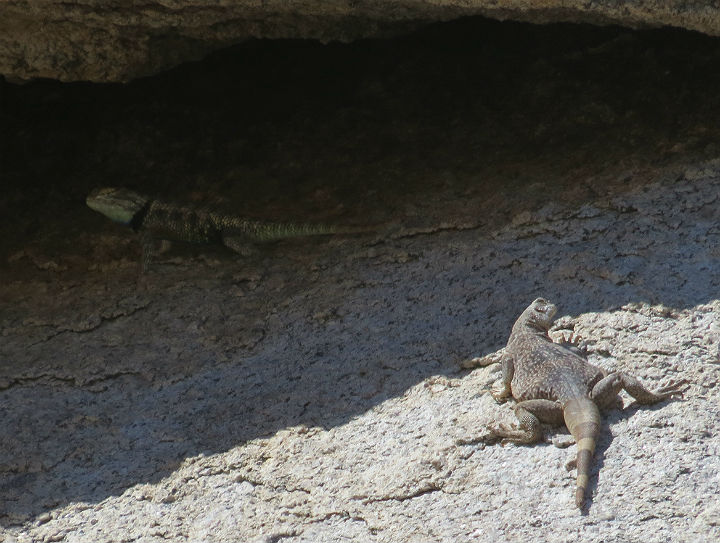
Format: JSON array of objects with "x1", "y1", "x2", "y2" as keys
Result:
[{"x1": 480, "y1": 298, "x2": 687, "y2": 508}]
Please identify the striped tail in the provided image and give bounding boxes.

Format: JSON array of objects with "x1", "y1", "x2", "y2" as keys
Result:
[
  {"x1": 243, "y1": 221, "x2": 338, "y2": 241},
  {"x1": 563, "y1": 397, "x2": 601, "y2": 508},
  {"x1": 213, "y1": 212, "x2": 371, "y2": 242}
]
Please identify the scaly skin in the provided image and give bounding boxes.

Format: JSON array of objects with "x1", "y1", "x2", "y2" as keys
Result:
[
  {"x1": 486, "y1": 298, "x2": 687, "y2": 508},
  {"x1": 87, "y1": 187, "x2": 364, "y2": 271}
]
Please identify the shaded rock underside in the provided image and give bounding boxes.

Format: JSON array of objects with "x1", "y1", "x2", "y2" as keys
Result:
[{"x1": 3, "y1": 1, "x2": 720, "y2": 81}]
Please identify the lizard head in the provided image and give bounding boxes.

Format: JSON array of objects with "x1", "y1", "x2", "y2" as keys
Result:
[
  {"x1": 520, "y1": 297, "x2": 558, "y2": 331},
  {"x1": 86, "y1": 187, "x2": 149, "y2": 225}
]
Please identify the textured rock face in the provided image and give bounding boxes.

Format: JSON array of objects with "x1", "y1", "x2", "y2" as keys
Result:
[
  {"x1": 3, "y1": 164, "x2": 720, "y2": 542},
  {"x1": 3, "y1": 0, "x2": 720, "y2": 82},
  {"x1": 2, "y1": 19, "x2": 720, "y2": 541}
]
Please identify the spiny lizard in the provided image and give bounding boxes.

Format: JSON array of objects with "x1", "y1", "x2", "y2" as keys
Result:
[
  {"x1": 87, "y1": 187, "x2": 367, "y2": 271},
  {"x1": 481, "y1": 298, "x2": 687, "y2": 508}
]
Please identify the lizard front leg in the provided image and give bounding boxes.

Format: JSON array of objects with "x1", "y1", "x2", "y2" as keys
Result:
[
  {"x1": 490, "y1": 353, "x2": 514, "y2": 403},
  {"x1": 139, "y1": 234, "x2": 172, "y2": 273},
  {"x1": 140, "y1": 232, "x2": 156, "y2": 274},
  {"x1": 488, "y1": 399, "x2": 564, "y2": 444},
  {"x1": 591, "y1": 372, "x2": 688, "y2": 408}
]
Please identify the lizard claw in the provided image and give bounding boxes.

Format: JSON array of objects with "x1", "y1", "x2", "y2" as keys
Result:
[
  {"x1": 490, "y1": 383, "x2": 512, "y2": 404},
  {"x1": 462, "y1": 349, "x2": 505, "y2": 369},
  {"x1": 460, "y1": 356, "x2": 492, "y2": 369},
  {"x1": 485, "y1": 423, "x2": 523, "y2": 446},
  {"x1": 655, "y1": 379, "x2": 689, "y2": 399},
  {"x1": 478, "y1": 427, "x2": 504, "y2": 444}
]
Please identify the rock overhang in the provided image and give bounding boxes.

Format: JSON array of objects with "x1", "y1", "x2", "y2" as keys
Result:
[{"x1": 2, "y1": 0, "x2": 720, "y2": 83}]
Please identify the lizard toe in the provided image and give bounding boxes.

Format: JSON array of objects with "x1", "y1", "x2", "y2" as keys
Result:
[
  {"x1": 656, "y1": 378, "x2": 689, "y2": 399},
  {"x1": 490, "y1": 384, "x2": 512, "y2": 404}
]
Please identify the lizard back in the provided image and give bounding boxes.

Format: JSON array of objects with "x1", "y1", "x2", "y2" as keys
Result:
[
  {"x1": 508, "y1": 330, "x2": 605, "y2": 403},
  {"x1": 141, "y1": 201, "x2": 222, "y2": 244}
]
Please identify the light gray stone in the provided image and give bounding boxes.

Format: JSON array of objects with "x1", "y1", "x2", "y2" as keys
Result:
[{"x1": 2, "y1": 161, "x2": 719, "y2": 542}]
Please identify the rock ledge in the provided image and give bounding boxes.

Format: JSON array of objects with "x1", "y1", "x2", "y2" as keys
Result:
[{"x1": 3, "y1": 1, "x2": 720, "y2": 82}]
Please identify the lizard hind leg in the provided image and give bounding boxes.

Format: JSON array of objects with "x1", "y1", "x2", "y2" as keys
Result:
[
  {"x1": 221, "y1": 235, "x2": 258, "y2": 257},
  {"x1": 488, "y1": 399, "x2": 564, "y2": 445},
  {"x1": 591, "y1": 372, "x2": 688, "y2": 408},
  {"x1": 490, "y1": 353, "x2": 514, "y2": 404}
]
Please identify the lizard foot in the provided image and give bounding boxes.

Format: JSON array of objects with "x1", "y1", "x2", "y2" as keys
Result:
[
  {"x1": 490, "y1": 383, "x2": 511, "y2": 404},
  {"x1": 486, "y1": 423, "x2": 536, "y2": 445},
  {"x1": 653, "y1": 378, "x2": 689, "y2": 400},
  {"x1": 461, "y1": 349, "x2": 505, "y2": 369}
]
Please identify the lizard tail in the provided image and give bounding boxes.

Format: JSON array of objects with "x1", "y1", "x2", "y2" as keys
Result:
[
  {"x1": 237, "y1": 222, "x2": 373, "y2": 241},
  {"x1": 249, "y1": 221, "x2": 338, "y2": 241},
  {"x1": 563, "y1": 397, "x2": 601, "y2": 508},
  {"x1": 213, "y1": 217, "x2": 335, "y2": 241}
]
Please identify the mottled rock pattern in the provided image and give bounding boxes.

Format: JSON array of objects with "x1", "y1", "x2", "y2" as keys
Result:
[
  {"x1": 1, "y1": 162, "x2": 719, "y2": 542},
  {"x1": 3, "y1": 0, "x2": 720, "y2": 81}
]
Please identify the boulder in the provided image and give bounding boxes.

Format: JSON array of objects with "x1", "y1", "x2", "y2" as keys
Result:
[{"x1": 2, "y1": 0, "x2": 720, "y2": 82}]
